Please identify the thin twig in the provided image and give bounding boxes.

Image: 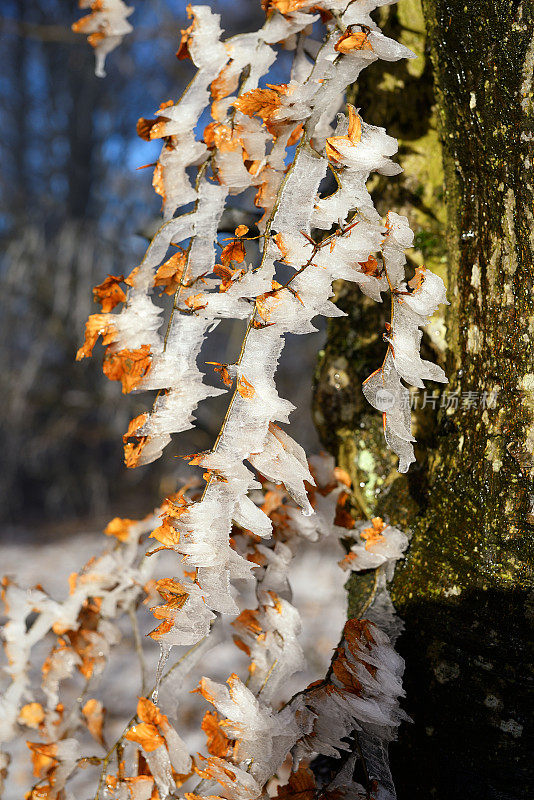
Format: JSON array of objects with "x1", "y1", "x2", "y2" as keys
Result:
[{"x1": 256, "y1": 659, "x2": 278, "y2": 698}]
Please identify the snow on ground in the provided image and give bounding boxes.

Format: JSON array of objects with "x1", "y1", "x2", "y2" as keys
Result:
[{"x1": 1, "y1": 524, "x2": 347, "y2": 799}]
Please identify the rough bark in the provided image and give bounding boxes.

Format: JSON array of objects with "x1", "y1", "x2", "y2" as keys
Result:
[{"x1": 313, "y1": 2, "x2": 534, "y2": 798}]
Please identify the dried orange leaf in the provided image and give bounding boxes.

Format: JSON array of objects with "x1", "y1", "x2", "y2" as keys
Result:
[
  {"x1": 123, "y1": 414, "x2": 149, "y2": 469},
  {"x1": 148, "y1": 618, "x2": 175, "y2": 640},
  {"x1": 123, "y1": 413, "x2": 149, "y2": 442},
  {"x1": 220, "y1": 240, "x2": 246, "y2": 266},
  {"x1": 124, "y1": 266, "x2": 140, "y2": 287},
  {"x1": 347, "y1": 104, "x2": 362, "y2": 143},
  {"x1": 125, "y1": 722, "x2": 165, "y2": 752},
  {"x1": 262, "y1": 1, "x2": 310, "y2": 16},
  {"x1": 184, "y1": 795, "x2": 226, "y2": 800},
  {"x1": 93, "y1": 275, "x2": 126, "y2": 313},
  {"x1": 213, "y1": 263, "x2": 244, "y2": 292},
  {"x1": 232, "y1": 608, "x2": 262, "y2": 636},
  {"x1": 201, "y1": 710, "x2": 230, "y2": 758},
  {"x1": 26, "y1": 742, "x2": 57, "y2": 778},
  {"x1": 358, "y1": 254, "x2": 381, "y2": 277},
  {"x1": 154, "y1": 250, "x2": 188, "y2": 294},
  {"x1": 236, "y1": 375, "x2": 255, "y2": 399},
  {"x1": 233, "y1": 84, "x2": 292, "y2": 131},
  {"x1": 176, "y1": 22, "x2": 194, "y2": 60},
  {"x1": 152, "y1": 161, "x2": 165, "y2": 205},
  {"x1": 137, "y1": 697, "x2": 168, "y2": 727},
  {"x1": 325, "y1": 105, "x2": 362, "y2": 163},
  {"x1": 334, "y1": 30, "x2": 373, "y2": 54},
  {"x1": 184, "y1": 293, "x2": 208, "y2": 312},
  {"x1": 148, "y1": 579, "x2": 190, "y2": 639},
  {"x1": 149, "y1": 517, "x2": 180, "y2": 548},
  {"x1": 19, "y1": 703, "x2": 45, "y2": 730},
  {"x1": 82, "y1": 698, "x2": 105, "y2": 745},
  {"x1": 332, "y1": 653, "x2": 363, "y2": 695},
  {"x1": 124, "y1": 438, "x2": 148, "y2": 469},
  {"x1": 338, "y1": 551, "x2": 358, "y2": 570},
  {"x1": 27, "y1": 783, "x2": 56, "y2": 800},
  {"x1": 104, "y1": 517, "x2": 136, "y2": 542},
  {"x1": 360, "y1": 516, "x2": 386, "y2": 550},
  {"x1": 273, "y1": 233, "x2": 289, "y2": 261},
  {"x1": 207, "y1": 362, "x2": 233, "y2": 387},
  {"x1": 76, "y1": 314, "x2": 117, "y2": 360},
  {"x1": 407, "y1": 264, "x2": 426, "y2": 292},
  {"x1": 103, "y1": 345, "x2": 152, "y2": 393},
  {"x1": 287, "y1": 122, "x2": 304, "y2": 146},
  {"x1": 333, "y1": 466, "x2": 352, "y2": 487},
  {"x1": 211, "y1": 62, "x2": 239, "y2": 101},
  {"x1": 275, "y1": 764, "x2": 316, "y2": 800}
]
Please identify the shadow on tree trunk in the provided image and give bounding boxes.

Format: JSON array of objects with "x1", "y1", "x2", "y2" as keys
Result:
[{"x1": 391, "y1": 588, "x2": 533, "y2": 799}]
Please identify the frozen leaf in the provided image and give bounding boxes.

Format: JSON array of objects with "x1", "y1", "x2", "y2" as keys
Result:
[
  {"x1": 201, "y1": 710, "x2": 231, "y2": 758},
  {"x1": 325, "y1": 104, "x2": 362, "y2": 162},
  {"x1": 207, "y1": 362, "x2": 233, "y2": 387},
  {"x1": 125, "y1": 722, "x2": 165, "y2": 752},
  {"x1": 154, "y1": 250, "x2": 187, "y2": 295},
  {"x1": 234, "y1": 86, "x2": 285, "y2": 124},
  {"x1": 103, "y1": 517, "x2": 136, "y2": 542},
  {"x1": 124, "y1": 438, "x2": 149, "y2": 469},
  {"x1": 136, "y1": 100, "x2": 175, "y2": 141},
  {"x1": 236, "y1": 375, "x2": 256, "y2": 399},
  {"x1": 176, "y1": 22, "x2": 194, "y2": 60},
  {"x1": 335, "y1": 30, "x2": 374, "y2": 54},
  {"x1": 275, "y1": 764, "x2": 316, "y2": 800},
  {"x1": 361, "y1": 517, "x2": 387, "y2": 549},
  {"x1": 26, "y1": 741, "x2": 56, "y2": 779},
  {"x1": 148, "y1": 579, "x2": 189, "y2": 637},
  {"x1": 93, "y1": 274, "x2": 126, "y2": 312},
  {"x1": 18, "y1": 703, "x2": 45, "y2": 730},
  {"x1": 220, "y1": 240, "x2": 246, "y2": 265},
  {"x1": 82, "y1": 698, "x2": 105, "y2": 745},
  {"x1": 149, "y1": 517, "x2": 181, "y2": 549},
  {"x1": 103, "y1": 345, "x2": 152, "y2": 393},
  {"x1": 76, "y1": 313, "x2": 117, "y2": 360}
]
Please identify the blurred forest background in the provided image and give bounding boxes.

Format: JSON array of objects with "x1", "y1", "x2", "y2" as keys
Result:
[{"x1": 0, "y1": 0, "x2": 326, "y2": 528}]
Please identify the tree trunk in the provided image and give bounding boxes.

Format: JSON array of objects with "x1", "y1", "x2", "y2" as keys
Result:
[{"x1": 313, "y1": 2, "x2": 534, "y2": 798}]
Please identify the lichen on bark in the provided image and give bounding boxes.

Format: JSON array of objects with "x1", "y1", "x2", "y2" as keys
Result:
[{"x1": 313, "y1": 1, "x2": 534, "y2": 797}]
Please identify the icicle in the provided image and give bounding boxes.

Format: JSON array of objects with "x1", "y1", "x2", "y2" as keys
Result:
[{"x1": 152, "y1": 644, "x2": 172, "y2": 705}]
